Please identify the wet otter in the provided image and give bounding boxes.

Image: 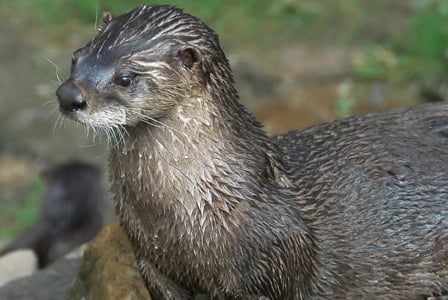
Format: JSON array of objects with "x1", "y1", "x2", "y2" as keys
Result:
[
  {"x1": 55, "y1": 5, "x2": 448, "y2": 299},
  {"x1": 0, "y1": 161, "x2": 104, "y2": 268}
]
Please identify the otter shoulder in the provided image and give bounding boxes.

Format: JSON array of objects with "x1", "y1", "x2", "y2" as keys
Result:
[{"x1": 273, "y1": 102, "x2": 448, "y2": 173}]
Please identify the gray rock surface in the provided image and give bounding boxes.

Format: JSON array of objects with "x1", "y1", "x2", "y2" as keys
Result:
[
  {"x1": 0, "y1": 249, "x2": 37, "y2": 287},
  {"x1": 0, "y1": 256, "x2": 81, "y2": 300}
]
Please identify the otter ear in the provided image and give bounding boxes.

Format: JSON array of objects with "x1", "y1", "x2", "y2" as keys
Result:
[
  {"x1": 98, "y1": 12, "x2": 113, "y2": 33},
  {"x1": 177, "y1": 47, "x2": 201, "y2": 70}
]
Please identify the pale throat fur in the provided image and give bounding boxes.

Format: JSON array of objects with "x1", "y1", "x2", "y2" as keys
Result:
[{"x1": 108, "y1": 86, "x2": 280, "y2": 242}]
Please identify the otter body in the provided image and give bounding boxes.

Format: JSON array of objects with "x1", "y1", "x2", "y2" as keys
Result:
[
  {"x1": 56, "y1": 5, "x2": 448, "y2": 299},
  {"x1": 0, "y1": 162, "x2": 104, "y2": 268}
]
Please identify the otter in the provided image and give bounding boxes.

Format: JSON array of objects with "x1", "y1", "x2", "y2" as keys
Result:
[
  {"x1": 0, "y1": 161, "x2": 104, "y2": 268},
  {"x1": 55, "y1": 5, "x2": 448, "y2": 299}
]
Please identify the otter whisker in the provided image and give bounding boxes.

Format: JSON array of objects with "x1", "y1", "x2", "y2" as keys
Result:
[
  {"x1": 42, "y1": 55, "x2": 64, "y2": 84},
  {"x1": 79, "y1": 141, "x2": 104, "y2": 149},
  {"x1": 132, "y1": 110, "x2": 189, "y2": 138},
  {"x1": 94, "y1": 125, "x2": 107, "y2": 144},
  {"x1": 111, "y1": 124, "x2": 128, "y2": 149},
  {"x1": 49, "y1": 79, "x2": 62, "y2": 88},
  {"x1": 102, "y1": 126, "x2": 112, "y2": 145},
  {"x1": 42, "y1": 99, "x2": 59, "y2": 109},
  {"x1": 102, "y1": 124, "x2": 120, "y2": 149},
  {"x1": 46, "y1": 105, "x2": 58, "y2": 117},
  {"x1": 58, "y1": 115, "x2": 67, "y2": 131},
  {"x1": 84, "y1": 125, "x2": 95, "y2": 142},
  {"x1": 93, "y1": 2, "x2": 100, "y2": 35},
  {"x1": 51, "y1": 113, "x2": 63, "y2": 134}
]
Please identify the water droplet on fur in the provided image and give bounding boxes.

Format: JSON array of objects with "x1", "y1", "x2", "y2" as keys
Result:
[
  {"x1": 120, "y1": 172, "x2": 126, "y2": 178},
  {"x1": 184, "y1": 155, "x2": 189, "y2": 159},
  {"x1": 154, "y1": 245, "x2": 159, "y2": 250},
  {"x1": 153, "y1": 234, "x2": 158, "y2": 239}
]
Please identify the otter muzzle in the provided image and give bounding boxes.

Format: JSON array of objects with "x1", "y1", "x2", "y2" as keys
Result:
[{"x1": 56, "y1": 81, "x2": 87, "y2": 113}]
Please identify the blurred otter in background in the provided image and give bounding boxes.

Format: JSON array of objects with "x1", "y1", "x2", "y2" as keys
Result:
[{"x1": 0, "y1": 161, "x2": 105, "y2": 268}]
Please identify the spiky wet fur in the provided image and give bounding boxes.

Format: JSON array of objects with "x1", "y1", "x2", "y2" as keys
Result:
[{"x1": 58, "y1": 5, "x2": 448, "y2": 300}]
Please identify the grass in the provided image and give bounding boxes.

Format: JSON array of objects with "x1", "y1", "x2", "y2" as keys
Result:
[
  {"x1": 335, "y1": 81, "x2": 357, "y2": 118},
  {"x1": 5, "y1": 0, "x2": 320, "y2": 43},
  {"x1": 352, "y1": 44, "x2": 398, "y2": 81},
  {"x1": 353, "y1": 0, "x2": 448, "y2": 83},
  {"x1": 398, "y1": 0, "x2": 448, "y2": 82},
  {"x1": 6, "y1": 0, "x2": 446, "y2": 82},
  {"x1": 2, "y1": 0, "x2": 379, "y2": 46},
  {"x1": 0, "y1": 177, "x2": 44, "y2": 240}
]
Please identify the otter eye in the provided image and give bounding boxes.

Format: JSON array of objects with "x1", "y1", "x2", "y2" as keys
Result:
[{"x1": 115, "y1": 75, "x2": 133, "y2": 88}]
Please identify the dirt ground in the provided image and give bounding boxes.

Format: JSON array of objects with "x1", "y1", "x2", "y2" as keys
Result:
[{"x1": 0, "y1": 4, "x2": 427, "y2": 237}]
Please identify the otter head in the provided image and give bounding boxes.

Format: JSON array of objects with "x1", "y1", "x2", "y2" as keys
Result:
[{"x1": 56, "y1": 5, "x2": 231, "y2": 129}]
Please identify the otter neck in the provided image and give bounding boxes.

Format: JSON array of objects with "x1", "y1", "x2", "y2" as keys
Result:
[{"x1": 111, "y1": 92, "x2": 275, "y2": 225}]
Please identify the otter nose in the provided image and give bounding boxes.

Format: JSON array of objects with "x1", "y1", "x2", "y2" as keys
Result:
[{"x1": 56, "y1": 81, "x2": 87, "y2": 112}]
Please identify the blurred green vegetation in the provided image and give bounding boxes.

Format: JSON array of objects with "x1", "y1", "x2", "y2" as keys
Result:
[
  {"x1": 353, "y1": 0, "x2": 448, "y2": 83},
  {"x1": 0, "y1": 177, "x2": 43, "y2": 240},
  {"x1": 6, "y1": 0, "x2": 447, "y2": 84},
  {"x1": 6, "y1": 0, "x2": 323, "y2": 44},
  {"x1": 335, "y1": 81, "x2": 357, "y2": 118}
]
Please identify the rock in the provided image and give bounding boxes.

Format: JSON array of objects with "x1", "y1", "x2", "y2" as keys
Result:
[
  {"x1": 65, "y1": 223, "x2": 151, "y2": 300},
  {"x1": 0, "y1": 249, "x2": 37, "y2": 287},
  {"x1": 0, "y1": 256, "x2": 80, "y2": 300}
]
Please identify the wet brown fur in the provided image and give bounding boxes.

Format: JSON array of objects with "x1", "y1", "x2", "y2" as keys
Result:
[{"x1": 56, "y1": 5, "x2": 448, "y2": 299}]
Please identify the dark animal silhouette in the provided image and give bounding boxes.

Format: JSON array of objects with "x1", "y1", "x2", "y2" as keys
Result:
[{"x1": 0, "y1": 161, "x2": 104, "y2": 268}]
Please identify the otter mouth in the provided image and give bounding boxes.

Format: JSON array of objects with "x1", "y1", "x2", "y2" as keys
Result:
[
  {"x1": 56, "y1": 79, "x2": 130, "y2": 127},
  {"x1": 59, "y1": 105, "x2": 128, "y2": 127},
  {"x1": 58, "y1": 107, "x2": 84, "y2": 124}
]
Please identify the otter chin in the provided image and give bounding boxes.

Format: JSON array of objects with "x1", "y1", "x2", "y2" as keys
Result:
[{"x1": 56, "y1": 5, "x2": 448, "y2": 300}]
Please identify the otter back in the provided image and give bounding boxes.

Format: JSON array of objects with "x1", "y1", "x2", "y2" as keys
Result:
[{"x1": 56, "y1": 5, "x2": 448, "y2": 300}]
